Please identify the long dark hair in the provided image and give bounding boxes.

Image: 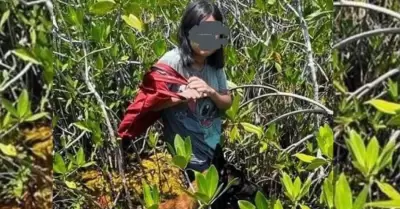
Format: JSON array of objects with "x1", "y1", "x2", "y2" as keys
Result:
[{"x1": 177, "y1": 0, "x2": 225, "y2": 69}]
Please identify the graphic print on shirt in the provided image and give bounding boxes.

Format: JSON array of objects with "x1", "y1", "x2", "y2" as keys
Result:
[{"x1": 184, "y1": 92, "x2": 221, "y2": 149}]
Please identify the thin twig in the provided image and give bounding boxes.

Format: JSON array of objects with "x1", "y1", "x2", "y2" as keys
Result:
[
  {"x1": 334, "y1": 0, "x2": 400, "y2": 20},
  {"x1": 239, "y1": 92, "x2": 333, "y2": 115},
  {"x1": 282, "y1": 134, "x2": 314, "y2": 153},
  {"x1": 79, "y1": 46, "x2": 112, "y2": 62},
  {"x1": 83, "y1": 42, "x2": 134, "y2": 208},
  {"x1": 229, "y1": 84, "x2": 279, "y2": 92},
  {"x1": 82, "y1": 45, "x2": 115, "y2": 141},
  {"x1": 286, "y1": 0, "x2": 321, "y2": 128},
  {"x1": 20, "y1": 0, "x2": 58, "y2": 30},
  {"x1": 0, "y1": 63, "x2": 32, "y2": 92},
  {"x1": 389, "y1": 130, "x2": 400, "y2": 142},
  {"x1": 266, "y1": 108, "x2": 326, "y2": 126},
  {"x1": 346, "y1": 68, "x2": 399, "y2": 102},
  {"x1": 333, "y1": 28, "x2": 400, "y2": 49}
]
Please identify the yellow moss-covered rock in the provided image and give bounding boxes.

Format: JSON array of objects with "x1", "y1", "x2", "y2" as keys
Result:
[
  {"x1": 128, "y1": 152, "x2": 186, "y2": 198},
  {"x1": 78, "y1": 152, "x2": 187, "y2": 208},
  {"x1": 80, "y1": 170, "x2": 107, "y2": 193}
]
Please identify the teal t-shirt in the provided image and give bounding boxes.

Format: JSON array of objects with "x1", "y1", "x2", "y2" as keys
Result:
[{"x1": 157, "y1": 47, "x2": 229, "y2": 171}]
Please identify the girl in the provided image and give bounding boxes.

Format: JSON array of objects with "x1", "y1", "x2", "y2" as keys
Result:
[{"x1": 154, "y1": 0, "x2": 232, "y2": 181}]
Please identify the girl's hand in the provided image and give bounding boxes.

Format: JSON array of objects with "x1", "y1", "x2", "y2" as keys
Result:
[
  {"x1": 178, "y1": 88, "x2": 202, "y2": 101},
  {"x1": 187, "y1": 76, "x2": 216, "y2": 97}
]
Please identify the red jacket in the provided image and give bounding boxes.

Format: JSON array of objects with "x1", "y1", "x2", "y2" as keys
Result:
[{"x1": 117, "y1": 62, "x2": 188, "y2": 139}]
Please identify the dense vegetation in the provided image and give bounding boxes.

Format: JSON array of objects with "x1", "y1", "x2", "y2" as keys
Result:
[
  {"x1": 332, "y1": 0, "x2": 400, "y2": 209},
  {"x1": 0, "y1": 0, "x2": 398, "y2": 209}
]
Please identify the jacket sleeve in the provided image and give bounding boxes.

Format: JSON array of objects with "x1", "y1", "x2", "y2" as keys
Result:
[{"x1": 117, "y1": 70, "x2": 173, "y2": 139}]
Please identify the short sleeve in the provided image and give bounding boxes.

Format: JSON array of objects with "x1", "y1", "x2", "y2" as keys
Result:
[
  {"x1": 156, "y1": 48, "x2": 182, "y2": 90},
  {"x1": 157, "y1": 49, "x2": 180, "y2": 70},
  {"x1": 216, "y1": 68, "x2": 229, "y2": 95}
]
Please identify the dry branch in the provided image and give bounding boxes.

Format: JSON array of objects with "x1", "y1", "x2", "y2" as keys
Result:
[
  {"x1": 346, "y1": 68, "x2": 399, "y2": 102},
  {"x1": 334, "y1": 0, "x2": 400, "y2": 20},
  {"x1": 333, "y1": 28, "x2": 400, "y2": 49},
  {"x1": 239, "y1": 92, "x2": 333, "y2": 115}
]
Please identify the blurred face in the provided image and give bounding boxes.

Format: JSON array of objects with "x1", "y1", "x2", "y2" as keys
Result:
[{"x1": 189, "y1": 15, "x2": 219, "y2": 57}]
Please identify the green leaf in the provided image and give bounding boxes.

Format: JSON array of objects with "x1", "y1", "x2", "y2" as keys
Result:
[
  {"x1": 142, "y1": 181, "x2": 154, "y2": 207},
  {"x1": 122, "y1": 14, "x2": 143, "y2": 32},
  {"x1": 241, "y1": 122, "x2": 263, "y2": 139},
  {"x1": 3, "y1": 112, "x2": 12, "y2": 127},
  {"x1": 365, "y1": 99, "x2": 400, "y2": 115},
  {"x1": 376, "y1": 181, "x2": 400, "y2": 200},
  {"x1": 365, "y1": 200, "x2": 400, "y2": 208},
  {"x1": 76, "y1": 147, "x2": 85, "y2": 166},
  {"x1": 334, "y1": 80, "x2": 348, "y2": 94},
  {"x1": 273, "y1": 199, "x2": 283, "y2": 209},
  {"x1": 255, "y1": 0, "x2": 265, "y2": 10},
  {"x1": 335, "y1": 173, "x2": 353, "y2": 209},
  {"x1": 346, "y1": 130, "x2": 367, "y2": 171},
  {"x1": 194, "y1": 192, "x2": 210, "y2": 204},
  {"x1": 54, "y1": 153, "x2": 67, "y2": 174},
  {"x1": 299, "y1": 176, "x2": 312, "y2": 200},
  {"x1": 274, "y1": 62, "x2": 282, "y2": 73},
  {"x1": 255, "y1": 191, "x2": 269, "y2": 209},
  {"x1": 0, "y1": 143, "x2": 17, "y2": 157},
  {"x1": 238, "y1": 200, "x2": 256, "y2": 209},
  {"x1": 388, "y1": 79, "x2": 398, "y2": 99},
  {"x1": 184, "y1": 136, "x2": 192, "y2": 161},
  {"x1": 281, "y1": 172, "x2": 294, "y2": 201},
  {"x1": 294, "y1": 153, "x2": 316, "y2": 163},
  {"x1": 73, "y1": 122, "x2": 92, "y2": 132},
  {"x1": 293, "y1": 177, "x2": 302, "y2": 200},
  {"x1": 225, "y1": 94, "x2": 240, "y2": 120},
  {"x1": 120, "y1": 55, "x2": 129, "y2": 61},
  {"x1": 25, "y1": 112, "x2": 49, "y2": 122},
  {"x1": 172, "y1": 155, "x2": 187, "y2": 169},
  {"x1": 300, "y1": 205, "x2": 311, "y2": 209},
  {"x1": 230, "y1": 125, "x2": 240, "y2": 142},
  {"x1": 365, "y1": 137, "x2": 380, "y2": 173},
  {"x1": 152, "y1": 39, "x2": 167, "y2": 57},
  {"x1": 82, "y1": 161, "x2": 96, "y2": 168},
  {"x1": 68, "y1": 6, "x2": 83, "y2": 27},
  {"x1": 89, "y1": 0, "x2": 116, "y2": 15},
  {"x1": 17, "y1": 89, "x2": 30, "y2": 118},
  {"x1": 12, "y1": 48, "x2": 41, "y2": 64},
  {"x1": 151, "y1": 184, "x2": 160, "y2": 204},
  {"x1": 388, "y1": 115, "x2": 400, "y2": 126},
  {"x1": 147, "y1": 205, "x2": 159, "y2": 209},
  {"x1": 353, "y1": 185, "x2": 369, "y2": 209},
  {"x1": 174, "y1": 134, "x2": 186, "y2": 157},
  {"x1": 322, "y1": 173, "x2": 334, "y2": 208},
  {"x1": 148, "y1": 132, "x2": 159, "y2": 148},
  {"x1": 1, "y1": 99, "x2": 18, "y2": 117},
  {"x1": 65, "y1": 181, "x2": 77, "y2": 189},
  {"x1": 317, "y1": 124, "x2": 334, "y2": 159},
  {"x1": 195, "y1": 172, "x2": 208, "y2": 200},
  {"x1": 206, "y1": 165, "x2": 219, "y2": 199},
  {"x1": 95, "y1": 54, "x2": 104, "y2": 70},
  {"x1": 375, "y1": 138, "x2": 396, "y2": 174},
  {"x1": 257, "y1": 140, "x2": 268, "y2": 153},
  {"x1": 0, "y1": 10, "x2": 10, "y2": 31},
  {"x1": 306, "y1": 158, "x2": 327, "y2": 170},
  {"x1": 212, "y1": 177, "x2": 239, "y2": 202}
]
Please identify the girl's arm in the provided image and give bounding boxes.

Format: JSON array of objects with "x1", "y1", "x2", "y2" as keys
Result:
[
  {"x1": 152, "y1": 97, "x2": 185, "y2": 111},
  {"x1": 151, "y1": 88, "x2": 202, "y2": 111},
  {"x1": 209, "y1": 90, "x2": 232, "y2": 110}
]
